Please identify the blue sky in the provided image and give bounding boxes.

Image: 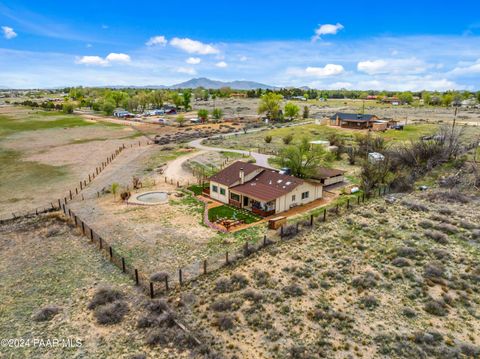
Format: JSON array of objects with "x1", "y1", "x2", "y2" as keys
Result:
[{"x1": 1, "y1": 0, "x2": 480, "y2": 90}]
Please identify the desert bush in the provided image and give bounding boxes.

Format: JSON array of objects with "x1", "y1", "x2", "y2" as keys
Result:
[
  {"x1": 210, "y1": 298, "x2": 240, "y2": 312},
  {"x1": 88, "y1": 287, "x2": 123, "y2": 309},
  {"x1": 459, "y1": 220, "x2": 476, "y2": 230},
  {"x1": 432, "y1": 249, "x2": 450, "y2": 260},
  {"x1": 150, "y1": 272, "x2": 168, "y2": 282},
  {"x1": 359, "y1": 295, "x2": 379, "y2": 309},
  {"x1": 242, "y1": 288, "x2": 263, "y2": 301},
  {"x1": 401, "y1": 200, "x2": 429, "y2": 212},
  {"x1": 402, "y1": 307, "x2": 417, "y2": 318},
  {"x1": 437, "y1": 207, "x2": 453, "y2": 215},
  {"x1": 459, "y1": 343, "x2": 480, "y2": 357},
  {"x1": 215, "y1": 313, "x2": 235, "y2": 331},
  {"x1": 279, "y1": 224, "x2": 297, "y2": 239},
  {"x1": 120, "y1": 191, "x2": 131, "y2": 201},
  {"x1": 94, "y1": 301, "x2": 129, "y2": 325},
  {"x1": 215, "y1": 274, "x2": 248, "y2": 293},
  {"x1": 253, "y1": 270, "x2": 270, "y2": 287},
  {"x1": 282, "y1": 283, "x2": 304, "y2": 297},
  {"x1": 32, "y1": 305, "x2": 61, "y2": 322},
  {"x1": 424, "y1": 229, "x2": 449, "y2": 244},
  {"x1": 392, "y1": 257, "x2": 411, "y2": 267},
  {"x1": 424, "y1": 299, "x2": 448, "y2": 316},
  {"x1": 434, "y1": 222, "x2": 458, "y2": 234},
  {"x1": 424, "y1": 263, "x2": 445, "y2": 279},
  {"x1": 352, "y1": 271, "x2": 379, "y2": 289},
  {"x1": 397, "y1": 246, "x2": 421, "y2": 259},
  {"x1": 46, "y1": 227, "x2": 60, "y2": 237},
  {"x1": 472, "y1": 229, "x2": 480, "y2": 240},
  {"x1": 427, "y1": 190, "x2": 470, "y2": 204},
  {"x1": 418, "y1": 220, "x2": 433, "y2": 229},
  {"x1": 146, "y1": 299, "x2": 169, "y2": 314}
]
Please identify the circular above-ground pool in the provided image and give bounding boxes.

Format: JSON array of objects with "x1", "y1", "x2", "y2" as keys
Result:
[{"x1": 128, "y1": 191, "x2": 169, "y2": 205}]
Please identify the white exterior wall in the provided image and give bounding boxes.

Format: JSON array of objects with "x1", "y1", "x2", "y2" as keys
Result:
[
  {"x1": 209, "y1": 181, "x2": 230, "y2": 204},
  {"x1": 323, "y1": 175, "x2": 344, "y2": 186},
  {"x1": 275, "y1": 182, "x2": 322, "y2": 213}
]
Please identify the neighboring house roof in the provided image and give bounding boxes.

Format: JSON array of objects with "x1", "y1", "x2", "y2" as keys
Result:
[
  {"x1": 312, "y1": 167, "x2": 345, "y2": 180},
  {"x1": 210, "y1": 161, "x2": 261, "y2": 187},
  {"x1": 331, "y1": 113, "x2": 378, "y2": 121},
  {"x1": 231, "y1": 169, "x2": 304, "y2": 202}
]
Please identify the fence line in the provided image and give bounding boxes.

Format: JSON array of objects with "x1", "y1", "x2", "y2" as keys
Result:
[{"x1": 0, "y1": 140, "x2": 153, "y2": 224}]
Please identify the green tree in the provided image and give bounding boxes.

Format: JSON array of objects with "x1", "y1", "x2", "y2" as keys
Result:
[
  {"x1": 197, "y1": 109, "x2": 209, "y2": 122},
  {"x1": 171, "y1": 92, "x2": 183, "y2": 110},
  {"x1": 421, "y1": 91, "x2": 431, "y2": 106},
  {"x1": 182, "y1": 91, "x2": 192, "y2": 111},
  {"x1": 211, "y1": 108, "x2": 223, "y2": 122},
  {"x1": 276, "y1": 137, "x2": 327, "y2": 178},
  {"x1": 284, "y1": 102, "x2": 300, "y2": 121},
  {"x1": 62, "y1": 102, "x2": 75, "y2": 114},
  {"x1": 150, "y1": 90, "x2": 167, "y2": 109},
  {"x1": 398, "y1": 91, "x2": 413, "y2": 104},
  {"x1": 258, "y1": 92, "x2": 283, "y2": 121},
  {"x1": 108, "y1": 91, "x2": 129, "y2": 108},
  {"x1": 175, "y1": 114, "x2": 186, "y2": 127},
  {"x1": 442, "y1": 93, "x2": 453, "y2": 107},
  {"x1": 102, "y1": 99, "x2": 116, "y2": 115},
  {"x1": 137, "y1": 92, "x2": 150, "y2": 112},
  {"x1": 302, "y1": 105, "x2": 309, "y2": 119}
]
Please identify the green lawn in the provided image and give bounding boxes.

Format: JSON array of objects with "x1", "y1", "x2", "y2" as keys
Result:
[{"x1": 208, "y1": 205, "x2": 261, "y2": 224}]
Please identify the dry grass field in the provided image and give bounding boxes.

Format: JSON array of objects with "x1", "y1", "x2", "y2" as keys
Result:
[{"x1": 171, "y1": 188, "x2": 480, "y2": 358}]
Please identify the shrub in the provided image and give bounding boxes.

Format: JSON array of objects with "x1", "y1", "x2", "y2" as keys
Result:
[
  {"x1": 88, "y1": 287, "x2": 123, "y2": 310},
  {"x1": 432, "y1": 249, "x2": 450, "y2": 260},
  {"x1": 282, "y1": 284, "x2": 304, "y2": 297},
  {"x1": 242, "y1": 288, "x2": 263, "y2": 301},
  {"x1": 215, "y1": 314, "x2": 235, "y2": 331},
  {"x1": 279, "y1": 224, "x2": 297, "y2": 239},
  {"x1": 397, "y1": 246, "x2": 420, "y2": 259},
  {"x1": 418, "y1": 220, "x2": 433, "y2": 229},
  {"x1": 460, "y1": 343, "x2": 480, "y2": 357},
  {"x1": 424, "y1": 299, "x2": 448, "y2": 316},
  {"x1": 427, "y1": 190, "x2": 470, "y2": 204},
  {"x1": 359, "y1": 295, "x2": 379, "y2": 309},
  {"x1": 437, "y1": 207, "x2": 453, "y2": 215},
  {"x1": 424, "y1": 229, "x2": 448, "y2": 244},
  {"x1": 32, "y1": 305, "x2": 61, "y2": 322},
  {"x1": 214, "y1": 274, "x2": 248, "y2": 293},
  {"x1": 424, "y1": 263, "x2": 445, "y2": 279},
  {"x1": 401, "y1": 200, "x2": 429, "y2": 212},
  {"x1": 215, "y1": 278, "x2": 231, "y2": 293},
  {"x1": 146, "y1": 299, "x2": 169, "y2": 314},
  {"x1": 402, "y1": 307, "x2": 417, "y2": 318},
  {"x1": 434, "y1": 222, "x2": 458, "y2": 234},
  {"x1": 459, "y1": 220, "x2": 476, "y2": 230},
  {"x1": 472, "y1": 229, "x2": 480, "y2": 240},
  {"x1": 253, "y1": 270, "x2": 270, "y2": 287},
  {"x1": 210, "y1": 298, "x2": 240, "y2": 312},
  {"x1": 94, "y1": 301, "x2": 129, "y2": 325},
  {"x1": 392, "y1": 257, "x2": 411, "y2": 267},
  {"x1": 264, "y1": 135, "x2": 272, "y2": 143},
  {"x1": 352, "y1": 271, "x2": 379, "y2": 290},
  {"x1": 150, "y1": 272, "x2": 168, "y2": 282}
]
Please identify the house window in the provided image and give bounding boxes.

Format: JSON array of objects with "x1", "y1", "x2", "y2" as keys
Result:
[
  {"x1": 301, "y1": 191, "x2": 309, "y2": 200},
  {"x1": 230, "y1": 193, "x2": 240, "y2": 201},
  {"x1": 291, "y1": 194, "x2": 296, "y2": 201},
  {"x1": 212, "y1": 185, "x2": 218, "y2": 193},
  {"x1": 220, "y1": 187, "x2": 226, "y2": 195}
]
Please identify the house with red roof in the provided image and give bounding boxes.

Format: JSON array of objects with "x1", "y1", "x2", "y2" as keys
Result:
[{"x1": 208, "y1": 161, "x2": 323, "y2": 217}]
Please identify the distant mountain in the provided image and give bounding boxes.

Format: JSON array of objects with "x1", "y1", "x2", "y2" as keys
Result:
[{"x1": 169, "y1": 77, "x2": 277, "y2": 90}]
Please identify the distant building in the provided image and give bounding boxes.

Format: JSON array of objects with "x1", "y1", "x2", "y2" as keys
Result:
[
  {"x1": 329, "y1": 113, "x2": 388, "y2": 131},
  {"x1": 113, "y1": 109, "x2": 132, "y2": 118},
  {"x1": 310, "y1": 167, "x2": 346, "y2": 186}
]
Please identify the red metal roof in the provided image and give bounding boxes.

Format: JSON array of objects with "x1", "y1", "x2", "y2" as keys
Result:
[{"x1": 209, "y1": 161, "x2": 260, "y2": 187}]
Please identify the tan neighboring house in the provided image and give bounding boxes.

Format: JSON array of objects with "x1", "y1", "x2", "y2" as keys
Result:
[{"x1": 208, "y1": 161, "x2": 323, "y2": 217}]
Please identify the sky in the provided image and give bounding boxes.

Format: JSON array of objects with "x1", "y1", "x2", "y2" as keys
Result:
[{"x1": 1, "y1": 0, "x2": 480, "y2": 90}]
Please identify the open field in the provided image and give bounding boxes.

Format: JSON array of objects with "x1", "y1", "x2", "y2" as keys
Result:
[
  {"x1": 0, "y1": 107, "x2": 146, "y2": 218},
  {"x1": 0, "y1": 213, "x2": 183, "y2": 358},
  {"x1": 171, "y1": 187, "x2": 480, "y2": 358}
]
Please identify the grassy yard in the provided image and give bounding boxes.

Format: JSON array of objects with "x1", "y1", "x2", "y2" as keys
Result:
[
  {"x1": 208, "y1": 205, "x2": 261, "y2": 224},
  {"x1": 187, "y1": 183, "x2": 209, "y2": 195}
]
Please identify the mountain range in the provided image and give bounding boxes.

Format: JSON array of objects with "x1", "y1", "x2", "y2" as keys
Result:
[{"x1": 168, "y1": 77, "x2": 277, "y2": 90}]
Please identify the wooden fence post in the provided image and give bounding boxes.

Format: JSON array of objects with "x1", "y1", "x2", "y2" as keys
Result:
[
  {"x1": 164, "y1": 276, "x2": 169, "y2": 291},
  {"x1": 150, "y1": 282, "x2": 154, "y2": 299},
  {"x1": 135, "y1": 269, "x2": 139, "y2": 285},
  {"x1": 81, "y1": 221, "x2": 85, "y2": 235},
  {"x1": 263, "y1": 235, "x2": 267, "y2": 246},
  {"x1": 203, "y1": 259, "x2": 207, "y2": 274},
  {"x1": 109, "y1": 246, "x2": 113, "y2": 259},
  {"x1": 323, "y1": 208, "x2": 327, "y2": 221},
  {"x1": 122, "y1": 257, "x2": 126, "y2": 272},
  {"x1": 80, "y1": 181, "x2": 83, "y2": 190},
  {"x1": 225, "y1": 251, "x2": 229, "y2": 264},
  {"x1": 179, "y1": 269, "x2": 183, "y2": 285},
  {"x1": 310, "y1": 214, "x2": 313, "y2": 226},
  {"x1": 58, "y1": 199, "x2": 61, "y2": 208},
  {"x1": 69, "y1": 190, "x2": 72, "y2": 200},
  {"x1": 280, "y1": 226, "x2": 284, "y2": 238},
  {"x1": 296, "y1": 222, "x2": 299, "y2": 233},
  {"x1": 90, "y1": 228, "x2": 93, "y2": 241},
  {"x1": 99, "y1": 237, "x2": 103, "y2": 249}
]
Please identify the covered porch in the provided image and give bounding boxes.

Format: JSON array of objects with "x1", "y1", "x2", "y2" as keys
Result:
[{"x1": 228, "y1": 191, "x2": 276, "y2": 217}]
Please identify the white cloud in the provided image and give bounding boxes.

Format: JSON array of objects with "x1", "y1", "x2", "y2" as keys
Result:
[
  {"x1": 75, "y1": 56, "x2": 108, "y2": 66},
  {"x1": 215, "y1": 61, "x2": 228, "y2": 68},
  {"x1": 146, "y1": 35, "x2": 167, "y2": 47},
  {"x1": 449, "y1": 59, "x2": 480, "y2": 76},
  {"x1": 2, "y1": 26, "x2": 17, "y2": 39},
  {"x1": 312, "y1": 23, "x2": 343, "y2": 42},
  {"x1": 357, "y1": 58, "x2": 427, "y2": 75},
  {"x1": 105, "y1": 52, "x2": 131, "y2": 63},
  {"x1": 304, "y1": 64, "x2": 344, "y2": 77},
  {"x1": 176, "y1": 66, "x2": 197, "y2": 75},
  {"x1": 170, "y1": 37, "x2": 219, "y2": 55},
  {"x1": 75, "y1": 53, "x2": 130, "y2": 66},
  {"x1": 186, "y1": 57, "x2": 201, "y2": 64},
  {"x1": 239, "y1": 55, "x2": 248, "y2": 61}
]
